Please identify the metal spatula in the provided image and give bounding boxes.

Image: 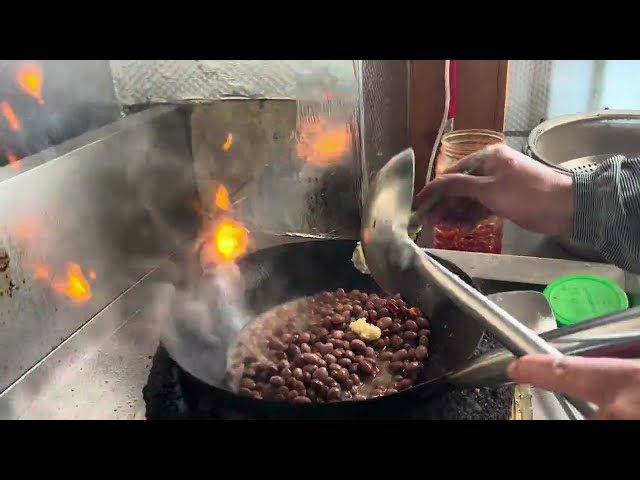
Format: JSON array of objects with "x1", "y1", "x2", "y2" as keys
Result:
[{"x1": 359, "y1": 147, "x2": 598, "y2": 419}]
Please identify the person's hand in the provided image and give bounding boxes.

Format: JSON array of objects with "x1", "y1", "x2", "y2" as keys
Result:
[
  {"x1": 414, "y1": 144, "x2": 576, "y2": 237},
  {"x1": 507, "y1": 355, "x2": 640, "y2": 420}
]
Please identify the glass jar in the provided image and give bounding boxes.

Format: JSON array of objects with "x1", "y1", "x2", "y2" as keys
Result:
[{"x1": 432, "y1": 129, "x2": 505, "y2": 254}]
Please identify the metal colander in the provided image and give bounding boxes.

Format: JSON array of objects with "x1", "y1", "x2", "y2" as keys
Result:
[{"x1": 557, "y1": 154, "x2": 624, "y2": 174}]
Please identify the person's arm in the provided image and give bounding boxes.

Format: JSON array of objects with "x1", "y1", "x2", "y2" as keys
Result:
[{"x1": 572, "y1": 155, "x2": 640, "y2": 273}]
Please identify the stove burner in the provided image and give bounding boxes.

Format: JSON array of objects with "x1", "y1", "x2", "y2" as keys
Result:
[{"x1": 143, "y1": 334, "x2": 515, "y2": 420}]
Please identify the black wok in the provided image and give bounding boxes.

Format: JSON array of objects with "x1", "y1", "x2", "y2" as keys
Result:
[{"x1": 161, "y1": 239, "x2": 486, "y2": 419}]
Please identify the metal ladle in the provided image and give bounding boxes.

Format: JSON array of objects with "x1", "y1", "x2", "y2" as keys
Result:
[{"x1": 360, "y1": 147, "x2": 599, "y2": 419}]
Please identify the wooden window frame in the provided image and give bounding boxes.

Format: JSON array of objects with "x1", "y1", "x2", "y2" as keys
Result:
[{"x1": 409, "y1": 60, "x2": 509, "y2": 192}]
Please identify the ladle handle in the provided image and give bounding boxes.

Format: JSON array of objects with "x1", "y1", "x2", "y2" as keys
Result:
[{"x1": 418, "y1": 252, "x2": 599, "y2": 418}]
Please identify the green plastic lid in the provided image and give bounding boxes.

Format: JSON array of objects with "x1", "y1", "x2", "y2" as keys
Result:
[{"x1": 543, "y1": 274, "x2": 629, "y2": 327}]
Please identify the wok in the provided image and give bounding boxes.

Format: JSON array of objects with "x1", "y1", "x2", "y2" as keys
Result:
[{"x1": 160, "y1": 239, "x2": 486, "y2": 419}]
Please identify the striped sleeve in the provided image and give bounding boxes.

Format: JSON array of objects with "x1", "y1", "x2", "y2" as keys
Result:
[{"x1": 571, "y1": 155, "x2": 640, "y2": 273}]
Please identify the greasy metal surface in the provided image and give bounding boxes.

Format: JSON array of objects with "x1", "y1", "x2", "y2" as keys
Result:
[
  {"x1": 191, "y1": 100, "x2": 297, "y2": 227},
  {"x1": 526, "y1": 110, "x2": 640, "y2": 168},
  {"x1": 0, "y1": 60, "x2": 121, "y2": 166},
  {"x1": 485, "y1": 291, "x2": 578, "y2": 421},
  {"x1": 358, "y1": 60, "x2": 410, "y2": 203},
  {"x1": 0, "y1": 106, "x2": 198, "y2": 393},
  {"x1": 424, "y1": 248, "x2": 624, "y2": 288},
  {"x1": 191, "y1": 100, "x2": 361, "y2": 238}
]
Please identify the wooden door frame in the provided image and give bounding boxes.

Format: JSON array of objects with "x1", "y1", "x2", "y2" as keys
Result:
[{"x1": 409, "y1": 60, "x2": 509, "y2": 192}]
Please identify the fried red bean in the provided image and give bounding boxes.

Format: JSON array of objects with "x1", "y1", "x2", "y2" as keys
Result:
[
  {"x1": 397, "y1": 378, "x2": 413, "y2": 390},
  {"x1": 390, "y1": 335, "x2": 404, "y2": 349},
  {"x1": 293, "y1": 396, "x2": 312, "y2": 404},
  {"x1": 303, "y1": 364, "x2": 318, "y2": 374},
  {"x1": 240, "y1": 378, "x2": 256, "y2": 390},
  {"x1": 303, "y1": 353, "x2": 324, "y2": 366},
  {"x1": 327, "y1": 387, "x2": 342, "y2": 401},
  {"x1": 328, "y1": 363, "x2": 341, "y2": 373},
  {"x1": 331, "y1": 330, "x2": 345, "y2": 339},
  {"x1": 377, "y1": 317, "x2": 393, "y2": 330},
  {"x1": 415, "y1": 345, "x2": 428, "y2": 359},
  {"x1": 277, "y1": 385, "x2": 290, "y2": 396},
  {"x1": 268, "y1": 376, "x2": 285, "y2": 387},
  {"x1": 312, "y1": 367, "x2": 329, "y2": 381},
  {"x1": 344, "y1": 350, "x2": 356, "y2": 361},
  {"x1": 358, "y1": 361, "x2": 374, "y2": 376},
  {"x1": 392, "y1": 349, "x2": 408, "y2": 362},
  {"x1": 324, "y1": 354, "x2": 337, "y2": 365},
  {"x1": 416, "y1": 316, "x2": 430, "y2": 329},
  {"x1": 335, "y1": 368, "x2": 349, "y2": 384},
  {"x1": 268, "y1": 337, "x2": 285, "y2": 351},
  {"x1": 298, "y1": 332, "x2": 311, "y2": 344},
  {"x1": 406, "y1": 361, "x2": 421, "y2": 374},
  {"x1": 379, "y1": 351, "x2": 393, "y2": 361},
  {"x1": 405, "y1": 319, "x2": 419, "y2": 332},
  {"x1": 318, "y1": 343, "x2": 334, "y2": 356},
  {"x1": 350, "y1": 339, "x2": 367, "y2": 354},
  {"x1": 287, "y1": 390, "x2": 300, "y2": 400},
  {"x1": 389, "y1": 361, "x2": 404, "y2": 373},
  {"x1": 338, "y1": 358, "x2": 352, "y2": 368}
]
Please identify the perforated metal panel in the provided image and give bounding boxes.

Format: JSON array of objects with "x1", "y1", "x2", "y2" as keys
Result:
[
  {"x1": 110, "y1": 60, "x2": 357, "y2": 104},
  {"x1": 504, "y1": 60, "x2": 553, "y2": 134}
]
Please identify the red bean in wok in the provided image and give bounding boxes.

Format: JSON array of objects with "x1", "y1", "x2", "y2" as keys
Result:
[{"x1": 229, "y1": 288, "x2": 431, "y2": 404}]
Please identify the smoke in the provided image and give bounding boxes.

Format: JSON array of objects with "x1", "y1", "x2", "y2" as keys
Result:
[{"x1": 152, "y1": 262, "x2": 254, "y2": 389}]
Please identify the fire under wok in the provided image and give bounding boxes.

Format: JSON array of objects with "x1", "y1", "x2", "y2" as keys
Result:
[{"x1": 157, "y1": 239, "x2": 487, "y2": 419}]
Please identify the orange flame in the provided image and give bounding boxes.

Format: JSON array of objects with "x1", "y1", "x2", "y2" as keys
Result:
[
  {"x1": 222, "y1": 133, "x2": 233, "y2": 151},
  {"x1": 16, "y1": 62, "x2": 45, "y2": 105},
  {"x1": 34, "y1": 262, "x2": 93, "y2": 305},
  {"x1": 5, "y1": 149, "x2": 20, "y2": 171},
  {"x1": 9, "y1": 217, "x2": 40, "y2": 242},
  {"x1": 1, "y1": 102, "x2": 21, "y2": 132},
  {"x1": 200, "y1": 217, "x2": 249, "y2": 266},
  {"x1": 215, "y1": 218, "x2": 248, "y2": 261},
  {"x1": 215, "y1": 185, "x2": 232, "y2": 211},
  {"x1": 296, "y1": 119, "x2": 351, "y2": 164},
  {"x1": 34, "y1": 265, "x2": 49, "y2": 279},
  {"x1": 52, "y1": 263, "x2": 92, "y2": 305}
]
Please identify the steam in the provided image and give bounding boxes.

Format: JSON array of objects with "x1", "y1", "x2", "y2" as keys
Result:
[{"x1": 152, "y1": 262, "x2": 254, "y2": 389}]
